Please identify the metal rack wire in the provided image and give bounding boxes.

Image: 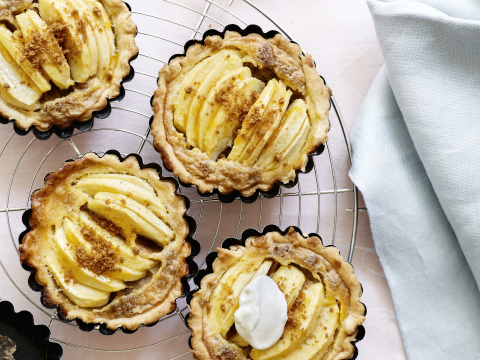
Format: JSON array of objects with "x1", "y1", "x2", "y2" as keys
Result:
[{"x1": 0, "y1": 0, "x2": 359, "y2": 358}]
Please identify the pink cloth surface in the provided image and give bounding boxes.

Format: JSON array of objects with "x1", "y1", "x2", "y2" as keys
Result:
[{"x1": 0, "y1": 0, "x2": 405, "y2": 359}]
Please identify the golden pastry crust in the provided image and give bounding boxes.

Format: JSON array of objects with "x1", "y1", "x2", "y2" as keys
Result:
[
  {"x1": 20, "y1": 153, "x2": 191, "y2": 331},
  {"x1": 0, "y1": 0, "x2": 138, "y2": 131},
  {"x1": 151, "y1": 31, "x2": 331, "y2": 197},
  {"x1": 188, "y1": 229, "x2": 365, "y2": 360}
]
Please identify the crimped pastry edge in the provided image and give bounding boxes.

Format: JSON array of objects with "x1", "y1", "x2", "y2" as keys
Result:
[
  {"x1": 19, "y1": 151, "x2": 199, "y2": 333},
  {"x1": 0, "y1": 0, "x2": 138, "y2": 133},
  {"x1": 151, "y1": 25, "x2": 330, "y2": 199},
  {"x1": 187, "y1": 226, "x2": 365, "y2": 360}
]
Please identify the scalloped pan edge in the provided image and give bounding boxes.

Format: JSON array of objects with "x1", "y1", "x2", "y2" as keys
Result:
[{"x1": 0, "y1": 300, "x2": 63, "y2": 359}]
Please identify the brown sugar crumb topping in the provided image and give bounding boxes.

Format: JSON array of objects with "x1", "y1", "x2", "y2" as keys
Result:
[
  {"x1": 213, "y1": 83, "x2": 259, "y2": 142},
  {"x1": 21, "y1": 29, "x2": 66, "y2": 70},
  {"x1": 77, "y1": 225, "x2": 119, "y2": 275},
  {"x1": 3, "y1": 83, "x2": 10, "y2": 89},
  {"x1": 61, "y1": 265, "x2": 77, "y2": 284},
  {"x1": 88, "y1": 210, "x2": 123, "y2": 237},
  {"x1": 92, "y1": 6, "x2": 101, "y2": 17},
  {"x1": 51, "y1": 21, "x2": 68, "y2": 43},
  {"x1": 184, "y1": 86, "x2": 192, "y2": 94}
]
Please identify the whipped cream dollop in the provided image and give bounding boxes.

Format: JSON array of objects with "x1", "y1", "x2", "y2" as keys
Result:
[{"x1": 234, "y1": 275, "x2": 288, "y2": 350}]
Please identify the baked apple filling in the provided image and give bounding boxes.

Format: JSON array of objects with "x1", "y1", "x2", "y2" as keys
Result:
[
  {"x1": 0, "y1": 0, "x2": 137, "y2": 130},
  {"x1": 172, "y1": 48, "x2": 311, "y2": 170},
  {"x1": 20, "y1": 154, "x2": 191, "y2": 330},
  {"x1": 45, "y1": 173, "x2": 173, "y2": 308},
  {"x1": 188, "y1": 230, "x2": 365, "y2": 360},
  {"x1": 152, "y1": 32, "x2": 331, "y2": 196}
]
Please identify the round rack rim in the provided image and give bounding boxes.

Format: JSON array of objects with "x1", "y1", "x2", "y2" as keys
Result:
[{"x1": 0, "y1": 0, "x2": 359, "y2": 357}]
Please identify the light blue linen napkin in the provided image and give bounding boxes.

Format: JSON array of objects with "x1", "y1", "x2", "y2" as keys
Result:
[{"x1": 350, "y1": 1, "x2": 480, "y2": 358}]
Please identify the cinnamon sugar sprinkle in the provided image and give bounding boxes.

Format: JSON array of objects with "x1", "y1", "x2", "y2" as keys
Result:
[
  {"x1": 87, "y1": 209, "x2": 123, "y2": 237},
  {"x1": 51, "y1": 21, "x2": 68, "y2": 46},
  {"x1": 92, "y1": 6, "x2": 101, "y2": 17},
  {"x1": 76, "y1": 225, "x2": 119, "y2": 275},
  {"x1": 212, "y1": 82, "x2": 259, "y2": 137},
  {"x1": 21, "y1": 28, "x2": 66, "y2": 70}
]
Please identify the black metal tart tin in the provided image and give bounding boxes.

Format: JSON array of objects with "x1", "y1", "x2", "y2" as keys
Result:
[
  {"x1": 1, "y1": 2, "x2": 138, "y2": 141},
  {"x1": 19, "y1": 150, "x2": 201, "y2": 335},
  {"x1": 184, "y1": 225, "x2": 365, "y2": 360},
  {"x1": 0, "y1": 300, "x2": 63, "y2": 359},
  {"x1": 150, "y1": 23, "x2": 329, "y2": 204}
]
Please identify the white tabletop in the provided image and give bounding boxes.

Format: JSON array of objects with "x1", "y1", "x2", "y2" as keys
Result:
[{"x1": 0, "y1": 0, "x2": 407, "y2": 359}]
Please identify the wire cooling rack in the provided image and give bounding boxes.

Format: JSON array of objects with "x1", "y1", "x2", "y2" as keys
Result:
[{"x1": 0, "y1": 0, "x2": 360, "y2": 359}]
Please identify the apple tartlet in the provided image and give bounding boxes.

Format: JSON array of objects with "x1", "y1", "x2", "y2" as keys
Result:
[
  {"x1": 188, "y1": 229, "x2": 365, "y2": 360},
  {"x1": 20, "y1": 153, "x2": 192, "y2": 331},
  {"x1": 0, "y1": 0, "x2": 137, "y2": 131},
  {"x1": 152, "y1": 30, "x2": 331, "y2": 198}
]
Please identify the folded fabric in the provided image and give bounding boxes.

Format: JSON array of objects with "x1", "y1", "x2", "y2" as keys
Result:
[{"x1": 350, "y1": 0, "x2": 480, "y2": 359}]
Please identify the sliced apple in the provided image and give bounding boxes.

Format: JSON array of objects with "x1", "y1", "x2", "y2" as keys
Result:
[
  {"x1": 250, "y1": 281, "x2": 324, "y2": 360},
  {"x1": 63, "y1": 217, "x2": 92, "y2": 249},
  {"x1": 66, "y1": 0, "x2": 98, "y2": 76},
  {"x1": 229, "y1": 332, "x2": 250, "y2": 348},
  {"x1": 283, "y1": 303, "x2": 339, "y2": 360},
  {"x1": 63, "y1": 216, "x2": 152, "y2": 282},
  {"x1": 38, "y1": 0, "x2": 92, "y2": 83},
  {"x1": 203, "y1": 76, "x2": 265, "y2": 160},
  {"x1": 228, "y1": 79, "x2": 278, "y2": 161},
  {"x1": 256, "y1": 99, "x2": 310, "y2": 169},
  {"x1": 271, "y1": 265, "x2": 306, "y2": 310},
  {"x1": 83, "y1": 0, "x2": 115, "y2": 58},
  {"x1": 0, "y1": 42, "x2": 42, "y2": 110},
  {"x1": 278, "y1": 118, "x2": 310, "y2": 166},
  {"x1": 196, "y1": 67, "x2": 251, "y2": 153},
  {"x1": 54, "y1": 226, "x2": 126, "y2": 292},
  {"x1": 83, "y1": 174, "x2": 157, "y2": 194},
  {"x1": 75, "y1": 176, "x2": 167, "y2": 219},
  {"x1": 77, "y1": 212, "x2": 158, "y2": 270},
  {"x1": 62, "y1": 218, "x2": 145, "y2": 281},
  {"x1": 20, "y1": 10, "x2": 74, "y2": 89},
  {"x1": 184, "y1": 51, "x2": 243, "y2": 148},
  {"x1": 239, "y1": 80, "x2": 292, "y2": 165},
  {"x1": 46, "y1": 251, "x2": 110, "y2": 308},
  {"x1": 209, "y1": 259, "x2": 272, "y2": 338},
  {"x1": 87, "y1": 193, "x2": 174, "y2": 247},
  {"x1": 173, "y1": 50, "x2": 240, "y2": 134},
  {"x1": 0, "y1": 24, "x2": 51, "y2": 93},
  {"x1": 17, "y1": 10, "x2": 73, "y2": 89},
  {"x1": 68, "y1": 0, "x2": 110, "y2": 78}
]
